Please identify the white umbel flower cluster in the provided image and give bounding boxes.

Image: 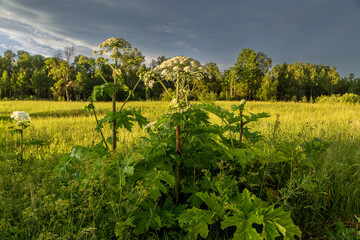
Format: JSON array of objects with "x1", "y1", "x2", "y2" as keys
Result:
[
  {"x1": 153, "y1": 56, "x2": 202, "y2": 74},
  {"x1": 98, "y1": 37, "x2": 131, "y2": 49},
  {"x1": 142, "y1": 56, "x2": 207, "y2": 83},
  {"x1": 11, "y1": 111, "x2": 31, "y2": 125},
  {"x1": 94, "y1": 37, "x2": 132, "y2": 57}
]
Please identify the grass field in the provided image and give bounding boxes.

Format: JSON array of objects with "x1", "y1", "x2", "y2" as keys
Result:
[
  {"x1": 2, "y1": 100, "x2": 360, "y2": 153},
  {"x1": 1, "y1": 100, "x2": 360, "y2": 239}
]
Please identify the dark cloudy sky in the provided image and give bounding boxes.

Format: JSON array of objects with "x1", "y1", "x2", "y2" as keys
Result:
[{"x1": 1, "y1": 0, "x2": 359, "y2": 76}]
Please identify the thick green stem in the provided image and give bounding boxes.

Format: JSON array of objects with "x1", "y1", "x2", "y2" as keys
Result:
[
  {"x1": 20, "y1": 127, "x2": 23, "y2": 166},
  {"x1": 158, "y1": 80, "x2": 173, "y2": 98},
  {"x1": 239, "y1": 124, "x2": 243, "y2": 148},
  {"x1": 174, "y1": 72, "x2": 181, "y2": 204},
  {"x1": 175, "y1": 125, "x2": 181, "y2": 204},
  {"x1": 176, "y1": 74, "x2": 179, "y2": 104},
  {"x1": 239, "y1": 109, "x2": 243, "y2": 148},
  {"x1": 112, "y1": 58, "x2": 118, "y2": 151}
]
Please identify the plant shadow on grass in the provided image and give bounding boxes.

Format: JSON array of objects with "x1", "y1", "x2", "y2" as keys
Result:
[
  {"x1": 1, "y1": 109, "x2": 108, "y2": 120},
  {"x1": 0, "y1": 116, "x2": 12, "y2": 122}
]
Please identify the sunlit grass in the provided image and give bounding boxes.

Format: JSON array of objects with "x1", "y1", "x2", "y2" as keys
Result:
[
  {"x1": 1, "y1": 100, "x2": 360, "y2": 157},
  {"x1": 0, "y1": 99, "x2": 358, "y2": 167}
]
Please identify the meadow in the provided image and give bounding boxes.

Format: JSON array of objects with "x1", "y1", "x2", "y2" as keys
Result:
[
  {"x1": 1, "y1": 100, "x2": 360, "y2": 239},
  {"x1": 2, "y1": 100, "x2": 360, "y2": 154}
]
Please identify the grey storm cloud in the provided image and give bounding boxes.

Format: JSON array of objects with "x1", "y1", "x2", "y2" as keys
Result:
[{"x1": 0, "y1": 0, "x2": 359, "y2": 76}]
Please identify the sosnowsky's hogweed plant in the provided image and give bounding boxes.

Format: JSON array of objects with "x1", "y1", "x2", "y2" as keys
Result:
[
  {"x1": 83, "y1": 37, "x2": 146, "y2": 151},
  {"x1": 142, "y1": 56, "x2": 208, "y2": 203},
  {"x1": 9, "y1": 111, "x2": 31, "y2": 165},
  {"x1": 138, "y1": 59, "x2": 301, "y2": 238}
]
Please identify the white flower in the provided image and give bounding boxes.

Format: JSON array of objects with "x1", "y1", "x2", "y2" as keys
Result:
[
  {"x1": 198, "y1": 66, "x2": 206, "y2": 72},
  {"x1": 148, "y1": 80, "x2": 155, "y2": 89},
  {"x1": 190, "y1": 61, "x2": 199, "y2": 67},
  {"x1": 173, "y1": 66, "x2": 181, "y2": 71},
  {"x1": 161, "y1": 69, "x2": 168, "y2": 77},
  {"x1": 240, "y1": 99, "x2": 247, "y2": 106},
  {"x1": 99, "y1": 37, "x2": 131, "y2": 49},
  {"x1": 145, "y1": 121, "x2": 157, "y2": 129},
  {"x1": 184, "y1": 66, "x2": 191, "y2": 72},
  {"x1": 11, "y1": 111, "x2": 31, "y2": 124},
  {"x1": 159, "y1": 62, "x2": 168, "y2": 68},
  {"x1": 170, "y1": 98, "x2": 179, "y2": 108}
]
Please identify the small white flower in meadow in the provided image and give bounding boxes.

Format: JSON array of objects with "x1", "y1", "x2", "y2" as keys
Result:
[
  {"x1": 173, "y1": 66, "x2": 181, "y2": 71},
  {"x1": 180, "y1": 60, "x2": 186, "y2": 64},
  {"x1": 11, "y1": 111, "x2": 31, "y2": 124}
]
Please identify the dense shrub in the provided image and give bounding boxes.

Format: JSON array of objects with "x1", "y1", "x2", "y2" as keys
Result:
[{"x1": 316, "y1": 93, "x2": 360, "y2": 103}]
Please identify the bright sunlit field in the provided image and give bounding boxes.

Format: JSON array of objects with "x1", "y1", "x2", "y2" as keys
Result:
[{"x1": 1, "y1": 100, "x2": 360, "y2": 155}]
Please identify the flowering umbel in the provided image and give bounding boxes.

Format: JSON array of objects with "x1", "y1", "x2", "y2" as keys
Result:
[
  {"x1": 141, "y1": 56, "x2": 208, "y2": 109},
  {"x1": 11, "y1": 111, "x2": 31, "y2": 126}
]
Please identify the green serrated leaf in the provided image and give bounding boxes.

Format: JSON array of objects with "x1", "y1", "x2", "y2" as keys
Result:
[
  {"x1": 178, "y1": 207, "x2": 214, "y2": 239},
  {"x1": 221, "y1": 211, "x2": 262, "y2": 240},
  {"x1": 196, "y1": 192, "x2": 221, "y2": 213},
  {"x1": 260, "y1": 205, "x2": 302, "y2": 240},
  {"x1": 122, "y1": 84, "x2": 130, "y2": 92}
]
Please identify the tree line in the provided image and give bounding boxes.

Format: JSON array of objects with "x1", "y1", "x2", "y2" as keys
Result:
[{"x1": 0, "y1": 47, "x2": 359, "y2": 101}]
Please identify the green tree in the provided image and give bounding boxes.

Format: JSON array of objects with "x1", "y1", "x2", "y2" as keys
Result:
[
  {"x1": 14, "y1": 51, "x2": 33, "y2": 96},
  {"x1": 0, "y1": 70, "x2": 11, "y2": 98},
  {"x1": 233, "y1": 49, "x2": 272, "y2": 100},
  {"x1": 45, "y1": 57, "x2": 69, "y2": 100},
  {"x1": 31, "y1": 69, "x2": 53, "y2": 98},
  {"x1": 258, "y1": 71, "x2": 278, "y2": 101}
]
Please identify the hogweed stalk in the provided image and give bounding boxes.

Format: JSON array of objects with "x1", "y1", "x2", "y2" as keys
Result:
[
  {"x1": 10, "y1": 111, "x2": 31, "y2": 165},
  {"x1": 141, "y1": 56, "x2": 207, "y2": 204},
  {"x1": 90, "y1": 37, "x2": 144, "y2": 151}
]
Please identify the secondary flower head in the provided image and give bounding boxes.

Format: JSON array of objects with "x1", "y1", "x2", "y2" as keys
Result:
[
  {"x1": 98, "y1": 37, "x2": 131, "y2": 49},
  {"x1": 11, "y1": 111, "x2": 31, "y2": 125},
  {"x1": 94, "y1": 37, "x2": 132, "y2": 58},
  {"x1": 239, "y1": 99, "x2": 247, "y2": 106},
  {"x1": 151, "y1": 56, "x2": 207, "y2": 82}
]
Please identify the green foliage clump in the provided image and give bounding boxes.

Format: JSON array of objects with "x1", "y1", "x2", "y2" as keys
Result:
[
  {"x1": 316, "y1": 93, "x2": 360, "y2": 103},
  {"x1": 197, "y1": 91, "x2": 218, "y2": 102}
]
